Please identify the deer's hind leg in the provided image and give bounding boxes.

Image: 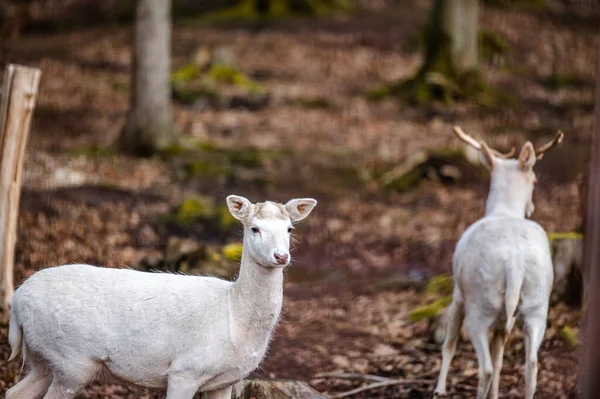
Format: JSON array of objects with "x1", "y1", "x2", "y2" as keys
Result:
[{"x1": 434, "y1": 290, "x2": 465, "y2": 397}]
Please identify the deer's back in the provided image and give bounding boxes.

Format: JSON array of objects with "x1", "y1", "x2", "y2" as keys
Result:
[{"x1": 453, "y1": 216, "x2": 553, "y2": 311}]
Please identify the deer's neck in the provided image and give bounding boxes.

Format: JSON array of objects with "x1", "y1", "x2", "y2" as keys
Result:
[
  {"x1": 484, "y1": 178, "x2": 527, "y2": 218},
  {"x1": 229, "y1": 240, "x2": 283, "y2": 345}
]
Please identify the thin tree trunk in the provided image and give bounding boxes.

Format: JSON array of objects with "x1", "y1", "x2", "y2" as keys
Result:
[
  {"x1": 122, "y1": 0, "x2": 176, "y2": 155},
  {"x1": 581, "y1": 41, "x2": 600, "y2": 399},
  {"x1": 0, "y1": 64, "x2": 41, "y2": 320},
  {"x1": 442, "y1": 0, "x2": 479, "y2": 72}
]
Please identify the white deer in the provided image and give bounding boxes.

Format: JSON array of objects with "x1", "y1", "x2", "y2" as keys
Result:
[
  {"x1": 434, "y1": 127, "x2": 563, "y2": 399},
  {"x1": 6, "y1": 195, "x2": 316, "y2": 399}
]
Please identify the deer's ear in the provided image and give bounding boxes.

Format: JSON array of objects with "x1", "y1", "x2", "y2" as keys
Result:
[
  {"x1": 285, "y1": 198, "x2": 317, "y2": 222},
  {"x1": 479, "y1": 141, "x2": 496, "y2": 170},
  {"x1": 226, "y1": 195, "x2": 252, "y2": 221},
  {"x1": 519, "y1": 142, "x2": 536, "y2": 172}
]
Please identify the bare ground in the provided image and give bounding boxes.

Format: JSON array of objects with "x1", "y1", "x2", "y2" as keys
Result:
[{"x1": 0, "y1": 1, "x2": 597, "y2": 397}]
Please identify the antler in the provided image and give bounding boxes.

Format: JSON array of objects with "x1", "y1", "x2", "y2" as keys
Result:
[
  {"x1": 535, "y1": 130, "x2": 564, "y2": 160},
  {"x1": 452, "y1": 126, "x2": 516, "y2": 159}
]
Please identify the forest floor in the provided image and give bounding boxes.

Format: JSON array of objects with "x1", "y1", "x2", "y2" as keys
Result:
[{"x1": 0, "y1": 0, "x2": 597, "y2": 397}]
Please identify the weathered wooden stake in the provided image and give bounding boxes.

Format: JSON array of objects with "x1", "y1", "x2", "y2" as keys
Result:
[
  {"x1": 581, "y1": 43, "x2": 600, "y2": 398},
  {"x1": 0, "y1": 64, "x2": 41, "y2": 321}
]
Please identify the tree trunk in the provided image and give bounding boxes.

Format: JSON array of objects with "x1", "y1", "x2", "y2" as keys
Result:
[
  {"x1": 0, "y1": 64, "x2": 41, "y2": 320},
  {"x1": 392, "y1": 0, "x2": 483, "y2": 106},
  {"x1": 122, "y1": 0, "x2": 176, "y2": 155},
  {"x1": 580, "y1": 42, "x2": 600, "y2": 399},
  {"x1": 442, "y1": 0, "x2": 479, "y2": 72}
]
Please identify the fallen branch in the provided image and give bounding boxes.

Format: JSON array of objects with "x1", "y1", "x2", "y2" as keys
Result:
[
  {"x1": 331, "y1": 377, "x2": 433, "y2": 398},
  {"x1": 314, "y1": 372, "x2": 389, "y2": 382}
]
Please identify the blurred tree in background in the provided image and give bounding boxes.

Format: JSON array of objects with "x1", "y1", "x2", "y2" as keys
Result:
[
  {"x1": 375, "y1": 0, "x2": 487, "y2": 106},
  {"x1": 121, "y1": 0, "x2": 178, "y2": 155}
]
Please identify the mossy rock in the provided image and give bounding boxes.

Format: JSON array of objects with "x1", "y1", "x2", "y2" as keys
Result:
[{"x1": 409, "y1": 296, "x2": 452, "y2": 323}]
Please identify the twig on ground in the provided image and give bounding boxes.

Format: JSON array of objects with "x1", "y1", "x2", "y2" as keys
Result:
[
  {"x1": 315, "y1": 372, "x2": 389, "y2": 382},
  {"x1": 330, "y1": 378, "x2": 433, "y2": 398}
]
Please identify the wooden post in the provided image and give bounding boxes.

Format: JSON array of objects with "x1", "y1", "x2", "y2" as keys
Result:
[
  {"x1": 581, "y1": 43, "x2": 600, "y2": 398},
  {"x1": 0, "y1": 64, "x2": 41, "y2": 321}
]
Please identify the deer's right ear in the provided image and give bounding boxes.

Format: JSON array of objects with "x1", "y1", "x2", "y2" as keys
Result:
[
  {"x1": 479, "y1": 141, "x2": 496, "y2": 170},
  {"x1": 226, "y1": 195, "x2": 252, "y2": 221},
  {"x1": 519, "y1": 142, "x2": 536, "y2": 171}
]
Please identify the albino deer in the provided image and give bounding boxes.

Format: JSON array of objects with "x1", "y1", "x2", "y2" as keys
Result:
[
  {"x1": 434, "y1": 127, "x2": 563, "y2": 399},
  {"x1": 6, "y1": 195, "x2": 316, "y2": 399}
]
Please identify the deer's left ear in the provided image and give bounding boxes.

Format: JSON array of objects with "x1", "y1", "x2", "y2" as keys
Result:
[
  {"x1": 285, "y1": 199, "x2": 317, "y2": 222},
  {"x1": 519, "y1": 142, "x2": 536, "y2": 172}
]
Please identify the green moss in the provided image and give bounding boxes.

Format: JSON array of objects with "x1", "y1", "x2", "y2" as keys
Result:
[
  {"x1": 386, "y1": 169, "x2": 422, "y2": 192},
  {"x1": 228, "y1": 148, "x2": 271, "y2": 167},
  {"x1": 409, "y1": 296, "x2": 452, "y2": 323},
  {"x1": 364, "y1": 84, "x2": 391, "y2": 101},
  {"x1": 172, "y1": 63, "x2": 201, "y2": 83},
  {"x1": 560, "y1": 325, "x2": 579, "y2": 349},
  {"x1": 111, "y1": 81, "x2": 129, "y2": 92},
  {"x1": 217, "y1": 204, "x2": 238, "y2": 230},
  {"x1": 172, "y1": 82, "x2": 221, "y2": 106},
  {"x1": 548, "y1": 232, "x2": 584, "y2": 241},
  {"x1": 297, "y1": 97, "x2": 330, "y2": 109},
  {"x1": 425, "y1": 274, "x2": 454, "y2": 296},
  {"x1": 206, "y1": 64, "x2": 263, "y2": 93},
  {"x1": 172, "y1": 62, "x2": 264, "y2": 106},
  {"x1": 223, "y1": 243, "x2": 243, "y2": 261},
  {"x1": 546, "y1": 73, "x2": 589, "y2": 90},
  {"x1": 480, "y1": 30, "x2": 508, "y2": 62},
  {"x1": 184, "y1": 159, "x2": 232, "y2": 178},
  {"x1": 176, "y1": 197, "x2": 215, "y2": 223}
]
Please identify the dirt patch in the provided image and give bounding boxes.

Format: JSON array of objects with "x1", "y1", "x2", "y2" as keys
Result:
[{"x1": 0, "y1": 0, "x2": 596, "y2": 397}]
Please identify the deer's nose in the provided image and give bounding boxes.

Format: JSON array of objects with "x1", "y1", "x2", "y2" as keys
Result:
[{"x1": 273, "y1": 251, "x2": 289, "y2": 265}]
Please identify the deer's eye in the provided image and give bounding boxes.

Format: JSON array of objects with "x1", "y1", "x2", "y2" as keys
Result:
[
  {"x1": 251, "y1": 227, "x2": 259, "y2": 233},
  {"x1": 287, "y1": 227, "x2": 293, "y2": 233}
]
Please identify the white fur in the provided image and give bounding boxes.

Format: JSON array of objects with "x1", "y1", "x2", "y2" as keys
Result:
[
  {"x1": 434, "y1": 143, "x2": 553, "y2": 399},
  {"x1": 6, "y1": 195, "x2": 316, "y2": 399}
]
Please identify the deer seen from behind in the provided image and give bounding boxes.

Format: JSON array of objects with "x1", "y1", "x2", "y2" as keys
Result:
[{"x1": 434, "y1": 126, "x2": 564, "y2": 399}]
